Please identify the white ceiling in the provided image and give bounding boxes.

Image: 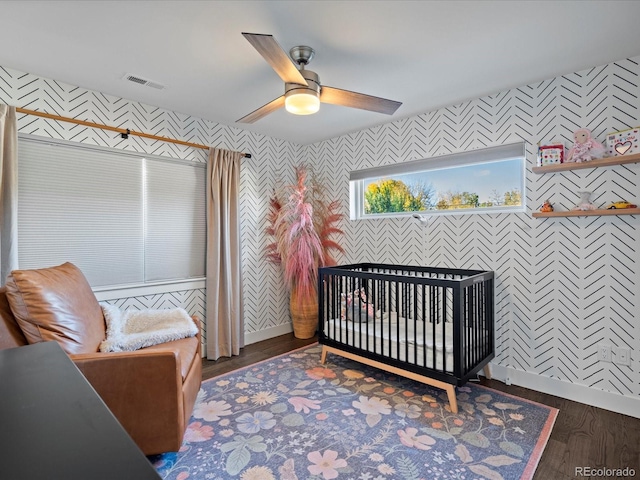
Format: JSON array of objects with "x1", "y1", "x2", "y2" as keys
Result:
[{"x1": 2, "y1": 1, "x2": 640, "y2": 145}]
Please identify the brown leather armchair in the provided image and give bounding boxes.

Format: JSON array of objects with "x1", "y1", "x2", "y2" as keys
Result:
[{"x1": 0, "y1": 262, "x2": 202, "y2": 455}]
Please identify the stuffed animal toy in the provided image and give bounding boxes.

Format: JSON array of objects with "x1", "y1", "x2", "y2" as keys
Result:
[
  {"x1": 540, "y1": 200, "x2": 554, "y2": 212},
  {"x1": 340, "y1": 288, "x2": 374, "y2": 321},
  {"x1": 572, "y1": 191, "x2": 597, "y2": 211},
  {"x1": 566, "y1": 128, "x2": 606, "y2": 163}
]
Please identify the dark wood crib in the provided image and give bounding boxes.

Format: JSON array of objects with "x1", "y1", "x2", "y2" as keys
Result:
[{"x1": 318, "y1": 263, "x2": 495, "y2": 413}]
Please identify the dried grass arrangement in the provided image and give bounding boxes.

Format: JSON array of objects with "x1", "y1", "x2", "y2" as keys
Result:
[{"x1": 266, "y1": 165, "x2": 344, "y2": 338}]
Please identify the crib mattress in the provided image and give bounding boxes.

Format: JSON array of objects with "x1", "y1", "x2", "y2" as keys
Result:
[{"x1": 323, "y1": 315, "x2": 487, "y2": 374}]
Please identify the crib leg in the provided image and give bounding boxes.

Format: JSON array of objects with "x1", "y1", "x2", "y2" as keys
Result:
[
  {"x1": 320, "y1": 346, "x2": 328, "y2": 364},
  {"x1": 445, "y1": 385, "x2": 458, "y2": 414},
  {"x1": 483, "y1": 364, "x2": 492, "y2": 380}
]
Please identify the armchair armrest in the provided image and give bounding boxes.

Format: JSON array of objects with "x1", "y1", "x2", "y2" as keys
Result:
[
  {"x1": 71, "y1": 350, "x2": 185, "y2": 451},
  {"x1": 191, "y1": 315, "x2": 202, "y2": 347}
]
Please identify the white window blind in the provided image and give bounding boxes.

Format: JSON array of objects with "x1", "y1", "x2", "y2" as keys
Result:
[
  {"x1": 349, "y1": 143, "x2": 525, "y2": 181},
  {"x1": 17, "y1": 135, "x2": 206, "y2": 288},
  {"x1": 144, "y1": 159, "x2": 206, "y2": 282}
]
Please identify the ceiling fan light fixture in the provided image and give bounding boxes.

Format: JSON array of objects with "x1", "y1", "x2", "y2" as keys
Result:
[
  {"x1": 284, "y1": 69, "x2": 321, "y2": 115},
  {"x1": 285, "y1": 89, "x2": 320, "y2": 115},
  {"x1": 238, "y1": 33, "x2": 402, "y2": 123}
]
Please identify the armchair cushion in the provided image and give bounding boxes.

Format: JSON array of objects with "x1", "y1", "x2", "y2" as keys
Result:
[
  {"x1": 141, "y1": 335, "x2": 200, "y2": 381},
  {"x1": 4, "y1": 262, "x2": 105, "y2": 354}
]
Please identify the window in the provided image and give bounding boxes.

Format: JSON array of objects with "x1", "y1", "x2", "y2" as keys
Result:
[
  {"x1": 17, "y1": 135, "x2": 206, "y2": 288},
  {"x1": 350, "y1": 143, "x2": 525, "y2": 219}
]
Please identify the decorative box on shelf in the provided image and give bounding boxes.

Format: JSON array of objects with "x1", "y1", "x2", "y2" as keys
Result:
[
  {"x1": 537, "y1": 144, "x2": 564, "y2": 166},
  {"x1": 606, "y1": 127, "x2": 639, "y2": 157}
]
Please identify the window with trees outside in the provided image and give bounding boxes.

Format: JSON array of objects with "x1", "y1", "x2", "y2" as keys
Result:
[{"x1": 349, "y1": 143, "x2": 525, "y2": 219}]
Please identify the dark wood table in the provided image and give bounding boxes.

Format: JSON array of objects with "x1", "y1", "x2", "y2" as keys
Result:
[{"x1": 0, "y1": 341, "x2": 161, "y2": 479}]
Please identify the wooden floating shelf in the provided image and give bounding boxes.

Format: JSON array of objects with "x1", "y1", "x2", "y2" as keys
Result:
[
  {"x1": 532, "y1": 152, "x2": 640, "y2": 174},
  {"x1": 533, "y1": 208, "x2": 640, "y2": 218}
]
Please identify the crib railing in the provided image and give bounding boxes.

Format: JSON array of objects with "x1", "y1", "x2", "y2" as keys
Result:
[{"x1": 318, "y1": 263, "x2": 494, "y2": 385}]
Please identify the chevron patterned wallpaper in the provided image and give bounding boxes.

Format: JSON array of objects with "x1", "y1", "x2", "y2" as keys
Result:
[
  {"x1": 0, "y1": 65, "x2": 300, "y2": 351},
  {"x1": 1, "y1": 54, "x2": 638, "y2": 409},
  {"x1": 303, "y1": 56, "x2": 640, "y2": 404}
]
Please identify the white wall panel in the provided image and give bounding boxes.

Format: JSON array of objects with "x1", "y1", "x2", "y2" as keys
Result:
[
  {"x1": 303, "y1": 57, "x2": 640, "y2": 405},
  {"x1": 2, "y1": 54, "x2": 638, "y2": 410},
  {"x1": 1, "y1": 65, "x2": 300, "y2": 343}
]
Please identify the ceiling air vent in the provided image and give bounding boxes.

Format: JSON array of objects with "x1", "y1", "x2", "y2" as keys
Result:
[{"x1": 122, "y1": 74, "x2": 166, "y2": 90}]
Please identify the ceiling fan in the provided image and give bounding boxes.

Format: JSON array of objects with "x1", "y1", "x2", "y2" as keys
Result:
[{"x1": 236, "y1": 33, "x2": 402, "y2": 123}]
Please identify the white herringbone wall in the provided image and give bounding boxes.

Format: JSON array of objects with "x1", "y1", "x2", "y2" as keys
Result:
[
  {"x1": 0, "y1": 65, "x2": 300, "y2": 348},
  {"x1": 303, "y1": 56, "x2": 640, "y2": 401},
  {"x1": 2, "y1": 54, "x2": 639, "y2": 406}
]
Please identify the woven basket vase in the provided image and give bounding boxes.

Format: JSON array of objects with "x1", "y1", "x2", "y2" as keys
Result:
[{"x1": 289, "y1": 288, "x2": 318, "y2": 339}]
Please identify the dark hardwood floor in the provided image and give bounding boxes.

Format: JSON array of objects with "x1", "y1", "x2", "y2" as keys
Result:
[
  {"x1": 201, "y1": 333, "x2": 316, "y2": 379},
  {"x1": 202, "y1": 333, "x2": 640, "y2": 479}
]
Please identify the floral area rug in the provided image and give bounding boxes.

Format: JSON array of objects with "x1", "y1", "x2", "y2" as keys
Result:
[{"x1": 150, "y1": 344, "x2": 557, "y2": 480}]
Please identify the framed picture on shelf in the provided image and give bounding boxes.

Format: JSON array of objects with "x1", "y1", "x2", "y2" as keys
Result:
[
  {"x1": 606, "y1": 127, "x2": 639, "y2": 157},
  {"x1": 537, "y1": 144, "x2": 564, "y2": 166}
]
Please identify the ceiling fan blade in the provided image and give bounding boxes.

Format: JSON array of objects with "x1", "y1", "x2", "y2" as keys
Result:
[
  {"x1": 236, "y1": 95, "x2": 285, "y2": 124},
  {"x1": 320, "y1": 86, "x2": 402, "y2": 115},
  {"x1": 242, "y1": 33, "x2": 308, "y2": 85}
]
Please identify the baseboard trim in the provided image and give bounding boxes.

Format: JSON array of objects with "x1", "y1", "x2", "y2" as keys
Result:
[
  {"x1": 489, "y1": 364, "x2": 640, "y2": 419},
  {"x1": 245, "y1": 323, "x2": 293, "y2": 345}
]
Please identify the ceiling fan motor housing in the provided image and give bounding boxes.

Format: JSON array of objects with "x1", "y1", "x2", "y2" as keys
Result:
[{"x1": 285, "y1": 69, "x2": 320, "y2": 96}]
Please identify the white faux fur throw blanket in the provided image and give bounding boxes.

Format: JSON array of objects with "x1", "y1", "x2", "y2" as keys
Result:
[{"x1": 99, "y1": 302, "x2": 198, "y2": 352}]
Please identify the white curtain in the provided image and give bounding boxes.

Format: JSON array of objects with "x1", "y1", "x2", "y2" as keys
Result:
[
  {"x1": 0, "y1": 105, "x2": 18, "y2": 282},
  {"x1": 206, "y1": 147, "x2": 244, "y2": 360}
]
